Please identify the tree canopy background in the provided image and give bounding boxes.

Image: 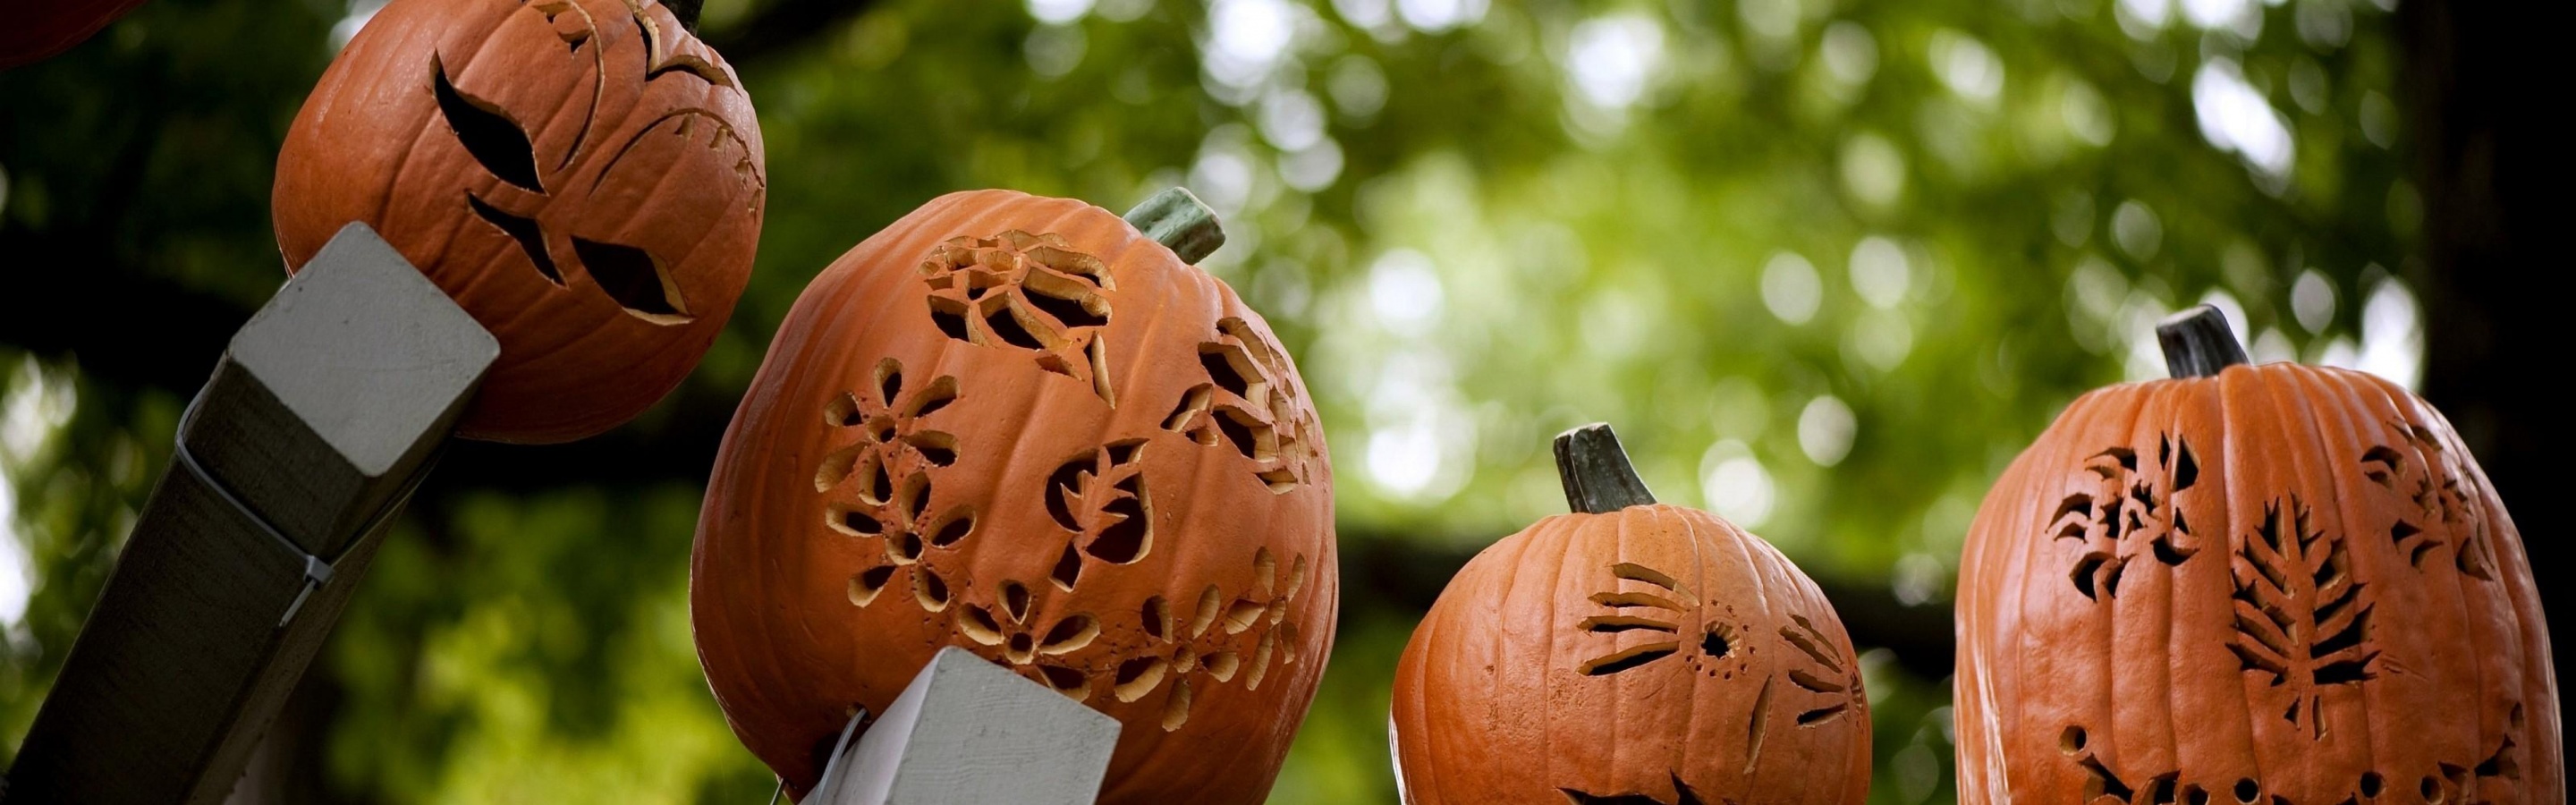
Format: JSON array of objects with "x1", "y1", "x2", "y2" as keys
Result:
[{"x1": 2, "y1": 0, "x2": 2550, "y2": 801}]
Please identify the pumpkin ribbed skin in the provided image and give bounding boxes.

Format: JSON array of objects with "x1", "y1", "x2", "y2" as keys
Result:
[
  {"x1": 1392, "y1": 504, "x2": 1871, "y2": 805},
  {"x1": 1956, "y1": 362, "x2": 2557, "y2": 805},
  {"x1": 692, "y1": 190, "x2": 1336, "y2": 803},
  {"x1": 274, "y1": 0, "x2": 764, "y2": 444}
]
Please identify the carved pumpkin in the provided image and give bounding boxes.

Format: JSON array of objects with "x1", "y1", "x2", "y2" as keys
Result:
[
  {"x1": 1955, "y1": 307, "x2": 2559, "y2": 805},
  {"x1": 0, "y1": 0, "x2": 148, "y2": 68},
  {"x1": 691, "y1": 188, "x2": 1335, "y2": 803},
  {"x1": 1390, "y1": 425, "x2": 1871, "y2": 805},
  {"x1": 273, "y1": 0, "x2": 764, "y2": 444}
]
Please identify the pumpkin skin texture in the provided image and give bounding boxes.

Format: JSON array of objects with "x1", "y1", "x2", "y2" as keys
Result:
[
  {"x1": 273, "y1": 0, "x2": 764, "y2": 444},
  {"x1": 0, "y1": 0, "x2": 149, "y2": 69},
  {"x1": 1390, "y1": 426, "x2": 1871, "y2": 805},
  {"x1": 691, "y1": 189, "x2": 1335, "y2": 803},
  {"x1": 1954, "y1": 309, "x2": 2558, "y2": 805}
]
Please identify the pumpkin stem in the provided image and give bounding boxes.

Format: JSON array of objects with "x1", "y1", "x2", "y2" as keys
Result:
[
  {"x1": 2156, "y1": 305, "x2": 2250, "y2": 378},
  {"x1": 1554, "y1": 423, "x2": 1657, "y2": 514},
  {"x1": 1123, "y1": 187, "x2": 1226, "y2": 264}
]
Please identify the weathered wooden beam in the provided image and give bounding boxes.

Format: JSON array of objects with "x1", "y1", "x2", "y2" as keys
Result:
[
  {"x1": 808, "y1": 647, "x2": 1120, "y2": 805},
  {"x1": 4, "y1": 224, "x2": 496, "y2": 804}
]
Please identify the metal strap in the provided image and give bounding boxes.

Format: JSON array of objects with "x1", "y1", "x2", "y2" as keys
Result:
[
  {"x1": 778, "y1": 707, "x2": 871, "y2": 804},
  {"x1": 171, "y1": 386, "x2": 435, "y2": 629}
]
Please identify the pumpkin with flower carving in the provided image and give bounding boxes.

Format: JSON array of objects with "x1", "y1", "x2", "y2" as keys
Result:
[
  {"x1": 1953, "y1": 307, "x2": 2558, "y2": 805},
  {"x1": 691, "y1": 188, "x2": 1336, "y2": 803}
]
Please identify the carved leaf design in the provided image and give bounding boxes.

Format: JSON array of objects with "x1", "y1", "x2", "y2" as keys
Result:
[
  {"x1": 1779, "y1": 614, "x2": 1860, "y2": 726},
  {"x1": 2229, "y1": 497, "x2": 2377, "y2": 738},
  {"x1": 1043, "y1": 440, "x2": 1154, "y2": 579}
]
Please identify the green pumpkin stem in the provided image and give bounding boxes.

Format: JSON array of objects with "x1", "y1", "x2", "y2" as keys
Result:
[
  {"x1": 1554, "y1": 423, "x2": 1657, "y2": 514},
  {"x1": 1122, "y1": 187, "x2": 1226, "y2": 264},
  {"x1": 2156, "y1": 304, "x2": 2251, "y2": 379}
]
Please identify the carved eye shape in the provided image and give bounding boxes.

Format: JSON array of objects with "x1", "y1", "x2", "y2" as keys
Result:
[
  {"x1": 572, "y1": 237, "x2": 692, "y2": 323},
  {"x1": 468, "y1": 193, "x2": 562, "y2": 285},
  {"x1": 429, "y1": 55, "x2": 544, "y2": 193}
]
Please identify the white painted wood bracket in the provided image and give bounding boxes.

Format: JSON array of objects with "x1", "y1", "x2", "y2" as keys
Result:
[
  {"x1": 809, "y1": 647, "x2": 1121, "y2": 805},
  {"x1": 3, "y1": 223, "x2": 497, "y2": 804}
]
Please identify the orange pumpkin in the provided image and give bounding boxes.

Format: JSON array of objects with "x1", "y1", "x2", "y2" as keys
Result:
[
  {"x1": 273, "y1": 0, "x2": 763, "y2": 444},
  {"x1": 0, "y1": 0, "x2": 149, "y2": 68},
  {"x1": 1955, "y1": 307, "x2": 2558, "y2": 804},
  {"x1": 691, "y1": 188, "x2": 1335, "y2": 803},
  {"x1": 1390, "y1": 425, "x2": 1871, "y2": 805}
]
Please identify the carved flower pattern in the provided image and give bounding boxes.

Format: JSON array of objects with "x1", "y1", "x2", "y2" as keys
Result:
[
  {"x1": 2359, "y1": 419, "x2": 2496, "y2": 580},
  {"x1": 2052, "y1": 434, "x2": 2203, "y2": 600},
  {"x1": 1161, "y1": 318, "x2": 1319, "y2": 493},
  {"x1": 955, "y1": 579, "x2": 1103, "y2": 700},
  {"x1": 819, "y1": 358, "x2": 973, "y2": 613},
  {"x1": 918, "y1": 231, "x2": 1116, "y2": 403},
  {"x1": 1111, "y1": 547, "x2": 1309, "y2": 732}
]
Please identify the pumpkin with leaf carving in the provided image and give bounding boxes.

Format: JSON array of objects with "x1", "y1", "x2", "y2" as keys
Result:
[
  {"x1": 691, "y1": 188, "x2": 1335, "y2": 804},
  {"x1": 273, "y1": 0, "x2": 764, "y2": 444},
  {"x1": 1954, "y1": 307, "x2": 2559, "y2": 805},
  {"x1": 1389, "y1": 425, "x2": 1871, "y2": 805}
]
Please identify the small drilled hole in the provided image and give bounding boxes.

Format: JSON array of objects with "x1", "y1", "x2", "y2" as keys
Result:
[
  {"x1": 2359, "y1": 773, "x2": 2382, "y2": 798},
  {"x1": 2235, "y1": 778, "x2": 2260, "y2": 804},
  {"x1": 2419, "y1": 776, "x2": 2440, "y2": 803},
  {"x1": 2061, "y1": 725, "x2": 2088, "y2": 754}
]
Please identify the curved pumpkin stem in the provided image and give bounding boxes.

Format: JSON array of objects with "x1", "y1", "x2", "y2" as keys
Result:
[
  {"x1": 1554, "y1": 423, "x2": 1657, "y2": 513},
  {"x1": 2156, "y1": 304, "x2": 2250, "y2": 379},
  {"x1": 1123, "y1": 187, "x2": 1226, "y2": 265}
]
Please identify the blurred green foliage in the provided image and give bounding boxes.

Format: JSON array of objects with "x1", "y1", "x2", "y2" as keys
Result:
[{"x1": 2, "y1": 0, "x2": 2419, "y2": 801}]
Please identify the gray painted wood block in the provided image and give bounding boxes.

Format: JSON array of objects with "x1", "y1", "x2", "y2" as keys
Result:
[
  {"x1": 813, "y1": 647, "x2": 1122, "y2": 805},
  {"x1": 4, "y1": 223, "x2": 496, "y2": 804}
]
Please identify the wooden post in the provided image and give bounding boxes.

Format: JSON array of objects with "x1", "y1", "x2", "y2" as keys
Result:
[
  {"x1": 3, "y1": 224, "x2": 497, "y2": 804},
  {"x1": 807, "y1": 647, "x2": 1121, "y2": 805}
]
